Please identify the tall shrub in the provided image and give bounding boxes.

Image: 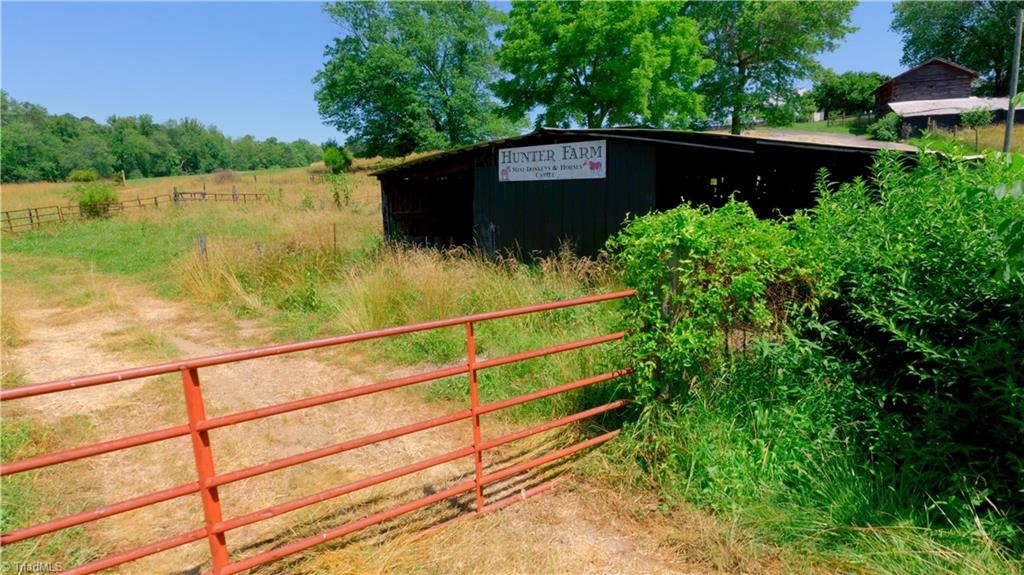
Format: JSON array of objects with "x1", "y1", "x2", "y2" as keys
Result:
[
  {"x1": 607, "y1": 200, "x2": 818, "y2": 403},
  {"x1": 808, "y1": 152, "x2": 1024, "y2": 511},
  {"x1": 66, "y1": 182, "x2": 118, "y2": 219}
]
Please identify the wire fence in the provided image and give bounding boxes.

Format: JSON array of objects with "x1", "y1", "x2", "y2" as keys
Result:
[{"x1": 2, "y1": 190, "x2": 267, "y2": 234}]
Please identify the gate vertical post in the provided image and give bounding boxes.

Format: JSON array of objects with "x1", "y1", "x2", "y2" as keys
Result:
[
  {"x1": 465, "y1": 321, "x2": 485, "y2": 512},
  {"x1": 181, "y1": 367, "x2": 230, "y2": 572}
]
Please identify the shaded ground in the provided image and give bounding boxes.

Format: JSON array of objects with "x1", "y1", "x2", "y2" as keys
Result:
[{"x1": 2, "y1": 283, "x2": 735, "y2": 574}]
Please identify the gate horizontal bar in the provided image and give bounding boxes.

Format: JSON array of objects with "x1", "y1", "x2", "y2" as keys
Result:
[
  {"x1": 478, "y1": 400, "x2": 628, "y2": 452},
  {"x1": 481, "y1": 429, "x2": 621, "y2": 487},
  {"x1": 213, "y1": 445, "x2": 475, "y2": 534},
  {"x1": 198, "y1": 364, "x2": 469, "y2": 432},
  {"x1": 1, "y1": 423, "x2": 190, "y2": 476},
  {"x1": 63, "y1": 527, "x2": 208, "y2": 575},
  {"x1": 219, "y1": 479, "x2": 479, "y2": 575},
  {"x1": 474, "y1": 332, "x2": 624, "y2": 371},
  {"x1": 0, "y1": 481, "x2": 199, "y2": 544},
  {"x1": 206, "y1": 409, "x2": 473, "y2": 488},
  {"x1": 0, "y1": 290, "x2": 633, "y2": 401},
  {"x1": 476, "y1": 368, "x2": 631, "y2": 416}
]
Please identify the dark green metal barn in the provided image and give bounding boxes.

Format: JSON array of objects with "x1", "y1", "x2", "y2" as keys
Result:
[{"x1": 373, "y1": 128, "x2": 913, "y2": 257}]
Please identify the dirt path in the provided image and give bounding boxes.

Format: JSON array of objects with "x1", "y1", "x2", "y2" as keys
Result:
[{"x1": 4, "y1": 287, "x2": 715, "y2": 575}]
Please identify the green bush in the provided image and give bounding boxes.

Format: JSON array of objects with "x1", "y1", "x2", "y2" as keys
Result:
[
  {"x1": 323, "y1": 146, "x2": 354, "y2": 174},
  {"x1": 808, "y1": 152, "x2": 1024, "y2": 514},
  {"x1": 867, "y1": 111, "x2": 902, "y2": 141},
  {"x1": 607, "y1": 200, "x2": 817, "y2": 403},
  {"x1": 67, "y1": 168, "x2": 99, "y2": 182},
  {"x1": 609, "y1": 151, "x2": 1024, "y2": 562},
  {"x1": 66, "y1": 182, "x2": 118, "y2": 219}
]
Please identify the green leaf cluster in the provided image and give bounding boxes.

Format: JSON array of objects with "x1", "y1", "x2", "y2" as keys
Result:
[
  {"x1": 610, "y1": 151, "x2": 1024, "y2": 522},
  {"x1": 607, "y1": 200, "x2": 817, "y2": 403},
  {"x1": 495, "y1": 1, "x2": 711, "y2": 129},
  {"x1": 313, "y1": 1, "x2": 522, "y2": 157},
  {"x1": 810, "y1": 69, "x2": 890, "y2": 118},
  {"x1": 322, "y1": 145, "x2": 354, "y2": 174},
  {"x1": 686, "y1": 0, "x2": 857, "y2": 133},
  {"x1": 867, "y1": 111, "x2": 903, "y2": 142},
  {"x1": 65, "y1": 182, "x2": 119, "y2": 219}
]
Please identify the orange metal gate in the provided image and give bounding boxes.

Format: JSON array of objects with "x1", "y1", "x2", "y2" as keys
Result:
[{"x1": 0, "y1": 290, "x2": 634, "y2": 574}]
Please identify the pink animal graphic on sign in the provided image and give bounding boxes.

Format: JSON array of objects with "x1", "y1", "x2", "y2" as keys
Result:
[{"x1": 588, "y1": 160, "x2": 602, "y2": 171}]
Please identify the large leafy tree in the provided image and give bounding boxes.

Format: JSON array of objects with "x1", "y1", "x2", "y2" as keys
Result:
[
  {"x1": 891, "y1": 1, "x2": 1024, "y2": 96},
  {"x1": 810, "y1": 69, "x2": 890, "y2": 118},
  {"x1": 686, "y1": 0, "x2": 856, "y2": 134},
  {"x1": 314, "y1": 1, "x2": 520, "y2": 157},
  {"x1": 495, "y1": 1, "x2": 710, "y2": 129}
]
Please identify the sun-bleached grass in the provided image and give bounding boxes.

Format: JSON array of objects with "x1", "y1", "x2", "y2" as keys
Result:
[{"x1": 0, "y1": 160, "x2": 385, "y2": 212}]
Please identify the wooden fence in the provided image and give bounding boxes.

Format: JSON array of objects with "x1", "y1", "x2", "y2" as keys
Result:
[{"x1": 2, "y1": 190, "x2": 267, "y2": 234}]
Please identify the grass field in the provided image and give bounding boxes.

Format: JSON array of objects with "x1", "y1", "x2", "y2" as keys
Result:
[
  {"x1": 912, "y1": 122, "x2": 1024, "y2": 154},
  {"x1": 2, "y1": 159, "x2": 1020, "y2": 574}
]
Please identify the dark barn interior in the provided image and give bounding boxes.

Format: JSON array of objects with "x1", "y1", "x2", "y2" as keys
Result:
[{"x1": 374, "y1": 128, "x2": 913, "y2": 257}]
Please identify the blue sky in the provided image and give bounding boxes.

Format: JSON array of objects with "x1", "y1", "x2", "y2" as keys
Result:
[{"x1": 2, "y1": 1, "x2": 903, "y2": 144}]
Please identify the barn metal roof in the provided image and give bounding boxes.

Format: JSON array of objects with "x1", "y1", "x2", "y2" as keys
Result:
[
  {"x1": 888, "y1": 96, "x2": 1009, "y2": 118},
  {"x1": 371, "y1": 127, "x2": 914, "y2": 177}
]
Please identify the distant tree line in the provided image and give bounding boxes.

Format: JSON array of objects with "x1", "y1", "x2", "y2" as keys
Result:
[{"x1": 1, "y1": 91, "x2": 323, "y2": 183}]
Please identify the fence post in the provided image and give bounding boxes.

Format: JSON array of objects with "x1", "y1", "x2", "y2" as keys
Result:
[
  {"x1": 173, "y1": 186, "x2": 180, "y2": 204},
  {"x1": 57, "y1": 206, "x2": 64, "y2": 223},
  {"x1": 464, "y1": 321, "x2": 485, "y2": 512},
  {"x1": 232, "y1": 185, "x2": 238, "y2": 202},
  {"x1": 5, "y1": 211, "x2": 14, "y2": 233},
  {"x1": 197, "y1": 234, "x2": 208, "y2": 263},
  {"x1": 181, "y1": 367, "x2": 230, "y2": 572},
  {"x1": 28, "y1": 209, "x2": 35, "y2": 229}
]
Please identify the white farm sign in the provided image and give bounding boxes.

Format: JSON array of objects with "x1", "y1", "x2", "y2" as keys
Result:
[{"x1": 498, "y1": 140, "x2": 606, "y2": 182}]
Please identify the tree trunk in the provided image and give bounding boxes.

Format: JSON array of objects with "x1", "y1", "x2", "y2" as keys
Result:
[{"x1": 730, "y1": 63, "x2": 747, "y2": 135}]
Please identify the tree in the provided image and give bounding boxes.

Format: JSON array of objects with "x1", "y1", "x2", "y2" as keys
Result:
[
  {"x1": 686, "y1": 1, "x2": 856, "y2": 134},
  {"x1": 314, "y1": 1, "x2": 520, "y2": 157},
  {"x1": 323, "y1": 146, "x2": 354, "y2": 174},
  {"x1": 960, "y1": 107, "x2": 995, "y2": 151},
  {"x1": 495, "y1": 1, "x2": 710, "y2": 129},
  {"x1": 810, "y1": 69, "x2": 891, "y2": 119},
  {"x1": 891, "y1": 1, "x2": 1024, "y2": 96}
]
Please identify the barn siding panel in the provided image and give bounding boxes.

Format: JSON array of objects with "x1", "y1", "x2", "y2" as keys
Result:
[{"x1": 473, "y1": 138, "x2": 655, "y2": 257}]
